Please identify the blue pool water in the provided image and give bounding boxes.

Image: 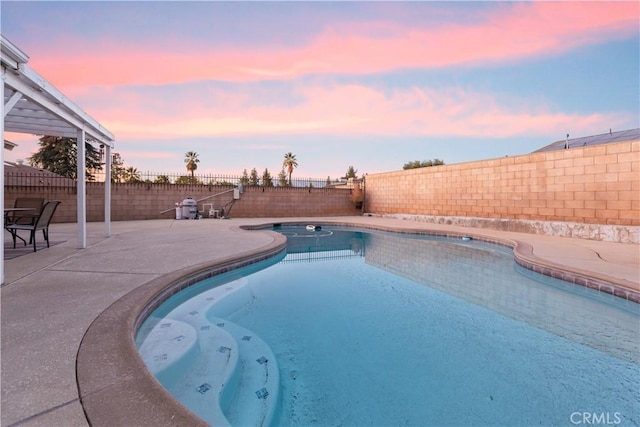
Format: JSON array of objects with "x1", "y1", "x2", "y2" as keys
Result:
[{"x1": 136, "y1": 226, "x2": 640, "y2": 426}]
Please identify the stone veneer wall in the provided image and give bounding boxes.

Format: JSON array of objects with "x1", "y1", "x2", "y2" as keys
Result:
[
  {"x1": 3, "y1": 184, "x2": 359, "y2": 223},
  {"x1": 364, "y1": 140, "x2": 639, "y2": 244}
]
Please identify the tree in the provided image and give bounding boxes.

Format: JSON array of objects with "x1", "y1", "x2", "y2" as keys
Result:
[
  {"x1": 110, "y1": 153, "x2": 125, "y2": 183},
  {"x1": 277, "y1": 169, "x2": 288, "y2": 187},
  {"x1": 184, "y1": 151, "x2": 200, "y2": 178},
  {"x1": 154, "y1": 175, "x2": 171, "y2": 184},
  {"x1": 282, "y1": 152, "x2": 298, "y2": 185},
  {"x1": 29, "y1": 136, "x2": 102, "y2": 180},
  {"x1": 240, "y1": 169, "x2": 250, "y2": 186},
  {"x1": 248, "y1": 168, "x2": 259, "y2": 186},
  {"x1": 403, "y1": 159, "x2": 445, "y2": 170},
  {"x1": 403, "y1": 160, "x2": 422, "y2": 170},
  {"x1": 122, "y1": 167, "x2": 142, "y2": 183},
  {"x1": 175, "y1": 175, "x2": 200, "y2": 185},
  {"x1": 261, "y1": 168, "x2": 274, "y2": 187},
  {"x1": 345, "y1": 166, "x2": 358, "y2": 180}
]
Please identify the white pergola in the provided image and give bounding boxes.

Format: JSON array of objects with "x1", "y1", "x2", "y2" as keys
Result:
[{"x1": 1, "y1": 35, "x2": 116, "y2": 283}]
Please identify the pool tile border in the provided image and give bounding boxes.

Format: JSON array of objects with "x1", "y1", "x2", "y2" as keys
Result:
[
  {"x1": 514, "y1": 257, "x2": 640, "y2": 304},
  {"x1": 250, "y1": 221, "x2": 640, "y2": 303}
]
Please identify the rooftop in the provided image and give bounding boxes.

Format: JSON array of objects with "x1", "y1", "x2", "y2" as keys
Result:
[{"x1": 533, "y1": 128, "x2": 640, "y2": 152}]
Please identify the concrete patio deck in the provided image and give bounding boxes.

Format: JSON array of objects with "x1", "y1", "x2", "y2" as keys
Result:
[{"x1": 1, "y1": 216, "x2": 639, "y2": 427}]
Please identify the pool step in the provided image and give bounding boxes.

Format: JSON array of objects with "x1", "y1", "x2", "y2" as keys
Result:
[
  {"x1": 137, "y1": 317, "x2": 237, "y2": 425},
  {"x1": 137, "y1": 279, "x2": 280, "y2": 426},
  {"x1": 209, "y1": 316, "x2": 280, "y2": 427}
]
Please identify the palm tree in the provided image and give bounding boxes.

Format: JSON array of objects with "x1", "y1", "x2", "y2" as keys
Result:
[
  {"x1": 282, "y1": 152, "x2": 298, "y2": 186},
  {"x1": 123, "y1": 166, "x2": 142, "y2": 183},
  {"x1": 184, "y1": 151, "x2": 200, "y2": 178}
]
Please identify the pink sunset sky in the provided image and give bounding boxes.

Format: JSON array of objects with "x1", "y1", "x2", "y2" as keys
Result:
[{"x1": 2, "y1": 1, "x2": 639, "y2": 180}]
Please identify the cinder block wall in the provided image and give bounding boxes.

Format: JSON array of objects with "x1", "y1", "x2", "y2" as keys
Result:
[
  {"x1": 365, "y1": 141, "x2": 639, "y2": 226},
  {"x1": 3, "y1": 186, "x2": 79, "y2": 223},
  {"x1": 5, "y1": 140, "x2": 638, "y2": 242},
  {"x1": 230, "y1": 186, "x2": 359, "y2": 217},
  {"x1": 4, "y1": 184, "x2": 359, "y2": 222}
]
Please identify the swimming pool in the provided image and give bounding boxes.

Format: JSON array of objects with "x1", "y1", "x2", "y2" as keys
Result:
[{"x1": 136, "y1": 226, "x2": 639, "y2": 426}]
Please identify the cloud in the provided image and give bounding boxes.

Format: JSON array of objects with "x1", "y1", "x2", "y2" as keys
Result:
[
  {"x1": 2, "y1": 132, "x2": 40, "y2": 162},
  {"x1": 27, "y1": 2, "x2": 638, "y2": 87},
  {"x1": 86, "y1": 82, "x2": 633, "y2": 142},
  {"x1": 123, "y1": 151, "x2": 175, "y2": 160}
]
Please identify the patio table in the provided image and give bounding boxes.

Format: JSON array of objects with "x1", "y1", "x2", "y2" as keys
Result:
[{"x1": 4, "y1": 207, "x2": 37, "y2": 245}]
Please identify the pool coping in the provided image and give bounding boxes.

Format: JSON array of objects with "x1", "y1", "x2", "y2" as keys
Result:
[
  {"x1": 76, "y1": 226, "x2": 287, "y2": 427},
  {"x1": 76, "y1": 221, "x2": 639, "y2": 427}
]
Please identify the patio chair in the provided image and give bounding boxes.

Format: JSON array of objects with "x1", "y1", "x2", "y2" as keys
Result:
[
  {"x1": 6, "y1": 200, "x2": 61, "y2": 252},
  {"x1": 5, "y1": 197, "x2": 45, "y2": 226}
]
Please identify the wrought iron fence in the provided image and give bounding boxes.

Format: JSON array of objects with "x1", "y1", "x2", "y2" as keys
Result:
[
  {"x1": 4, "y1": 171, "x2": 77, "y2": 188},
  {"x1": 92, "y1": 171, "x2": 343, "y2": 188},
  {"x1": 5, "y1": 171, "x2": 348, "y2": 189}
]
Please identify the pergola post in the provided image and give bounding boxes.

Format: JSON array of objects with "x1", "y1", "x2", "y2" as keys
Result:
[
  {"x1": 2, "y1": 35, "x2": 114, "y2": 279},
  {"x1": 77, "y1": 128, "x2": 87, "y2": 249},
  {"x1": 104, "y1": 144, "x2": 111, "y2": 237},
  {"x1": 1, "y1": 69, "x2": 5, "y2": 283}
]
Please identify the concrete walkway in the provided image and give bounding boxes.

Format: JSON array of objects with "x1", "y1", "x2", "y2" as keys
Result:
[{"x1": 1, "y1": 217, "x2": 638, "y2": 426}]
